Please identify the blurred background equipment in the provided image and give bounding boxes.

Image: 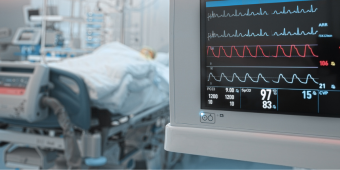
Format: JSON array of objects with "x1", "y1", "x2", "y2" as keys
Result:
[
  {"x1": 0, "y1": 0, "x2": 174, "y2": 169},
  {"x1": 0, "y1": 28, "x2": 11, "y2": 52},
  {"x1": 0, "y1": 0, "x2": 169, "y2": 62},
  {"x1": 0, "y1": 28, "x2": 11, "y2": 39}
]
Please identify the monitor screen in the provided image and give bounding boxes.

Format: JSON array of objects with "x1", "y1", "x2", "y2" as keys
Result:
[
  {"x1": 19, "y1": 32, "x2": 34, "y2": 41},
  {"x1": 28, "y1": 9, "x2": 39, "y2": 21},
  {"x1": 201, "y1": 0, "x2": 340, "y2": 117}
]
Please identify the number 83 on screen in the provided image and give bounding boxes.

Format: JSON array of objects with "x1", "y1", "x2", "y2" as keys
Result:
[{"x1": 261, "y1": 89, "x2": 277, "y2": 110}]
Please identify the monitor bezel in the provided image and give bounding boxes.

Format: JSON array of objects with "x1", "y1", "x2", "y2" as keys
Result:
[{"x1": 199, "y1": 0, "x2": 340, "y2": 118}]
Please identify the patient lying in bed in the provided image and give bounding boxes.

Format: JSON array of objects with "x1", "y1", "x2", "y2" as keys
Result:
[{"x1": 50, "y1": 42, "x2": 169, "y2": 116}]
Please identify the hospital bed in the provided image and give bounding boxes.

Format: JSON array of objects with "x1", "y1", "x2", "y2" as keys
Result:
[{"x1": 0, "y1": 60, "x2": 172, "y2": 169}]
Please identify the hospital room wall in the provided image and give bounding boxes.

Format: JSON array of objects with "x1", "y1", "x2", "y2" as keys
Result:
[
  {"x1": 0, "y1": 0, "x2": 31, "y2": 61},
  {"x1": 30, "y1": 0, "x2": 170, "y2": 53}
]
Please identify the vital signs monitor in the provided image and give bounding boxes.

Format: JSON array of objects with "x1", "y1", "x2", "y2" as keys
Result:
[{"x1": 165, "y1": 0, "x2": 340, "y2": 169}]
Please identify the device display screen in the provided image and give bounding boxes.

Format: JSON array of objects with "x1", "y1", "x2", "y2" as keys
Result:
[
  {"x1": 28, "y1": 9, "x2": 39, "y2": 21},
  {"x1": 19, "y1": 31, "x2": 35, "y2": 41},
  {"x1": 201, "y1": 0, "x2": 340, "y2": 117},
  {"x1": 0, "y1": 76, "x2": 29, "y2": 96}
]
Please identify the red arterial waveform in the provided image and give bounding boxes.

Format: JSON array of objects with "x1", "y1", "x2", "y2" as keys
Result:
[{"x1": 207, "y1": 44, "x2": 318, "y2": 58}]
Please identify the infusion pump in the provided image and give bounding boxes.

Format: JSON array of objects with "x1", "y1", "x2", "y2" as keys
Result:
[
  {"x1": 0, "y1": 62, "x2": 49, "y2": 122},
  {"x1": 166, "y1": 0, "x2": 340, "y2": 169}
]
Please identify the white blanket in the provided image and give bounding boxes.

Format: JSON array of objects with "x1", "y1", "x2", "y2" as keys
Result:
[{"x1": 50, "y1": 42, "x2": 169, "y2": 116}]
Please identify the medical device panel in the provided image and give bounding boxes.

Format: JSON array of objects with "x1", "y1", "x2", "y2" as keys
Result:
[
  {"x1": 23, "y1": 6, "x2": 40, "y2": 26},
  {"x1": 0, "y1": 63, "x2": 49, "y2": 122},
  {"x1": 201, "y1": 0, "x2": 340, "y2": 118},
  {"x1": 166, "y1": 0, "x2": 340, "y2": 168},
  {"x1": 0, "y1": 28, "x2": 11, "y2": 39},
  {"x1": 12, "y1": 28, "x2": 41, "y2": 45}
]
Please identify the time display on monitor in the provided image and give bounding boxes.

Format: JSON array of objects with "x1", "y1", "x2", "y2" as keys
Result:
[{"x1": 201, "y1": 0, "x2": 340, "y2": 117}]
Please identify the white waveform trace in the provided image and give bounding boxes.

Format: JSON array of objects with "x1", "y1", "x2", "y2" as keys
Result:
[
  {"x1": 272, "y1": 5, "x2": 318, "y2": 15},
  {"x1": 208, "y1": 73, "x2": 270, "y2": 83},
  {"x1": 207, "y1": 8, "x2": 269, "y2": 21},
  {"x1": 273, "y1": 74, "x2": 319, "y2": 84},
  {"x1": 208, "y1": 73, "x2": 319, "y2": 84},
  {"x1": 208, "y1": 29, "x2": 269, "y2": 40},
  {"x1": 272, "y1": 27, "x2": 318, "y2": 36}
]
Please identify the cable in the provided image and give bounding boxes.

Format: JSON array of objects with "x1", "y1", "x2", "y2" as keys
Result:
[{"x1": 40, "y1": 97, "x2": 82, "y2": 169}]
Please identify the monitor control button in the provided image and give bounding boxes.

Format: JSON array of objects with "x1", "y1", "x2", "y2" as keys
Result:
[
  {"x1": 202, "y1": 115, "x2": 208, "y2": 121},
  {"x1": 208, "y1": 115, "x2": 213, "y2": 121},
  {"x1": 200, "y1": 113, "x2": 215, "y2": 124}
]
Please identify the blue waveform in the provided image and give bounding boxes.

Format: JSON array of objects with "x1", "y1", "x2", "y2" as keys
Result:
[
  {"x1": 208, "y1": 73, "x2": 270, "y2": 83},
  {"x1": 208, "y1": 73, "x2": 319, "y2": 84},
  {"x1": 272, "y1": 5, "x2": 318, "y2": 15},
  {"x1": 208, "y1": 29, "x2": 269, "y2": 40},
  {"x1": 273, "y1": 74, "x2": 319, "y2": 84},
  {"x1": 272, "y1": 27, "x2": 318, "y2": 36},
  {"x1": 207, "y1": 8, "x2": 269, "y2": 21}
]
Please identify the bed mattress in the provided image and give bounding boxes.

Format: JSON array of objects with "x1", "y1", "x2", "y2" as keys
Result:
[{"x1": 50, "y1": 42, "x2": 169, "y2": 116}]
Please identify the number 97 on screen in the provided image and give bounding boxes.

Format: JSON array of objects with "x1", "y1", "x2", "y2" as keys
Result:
[{"x1": 261, "y1": 89, "x2": 277, "y2": 110}]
